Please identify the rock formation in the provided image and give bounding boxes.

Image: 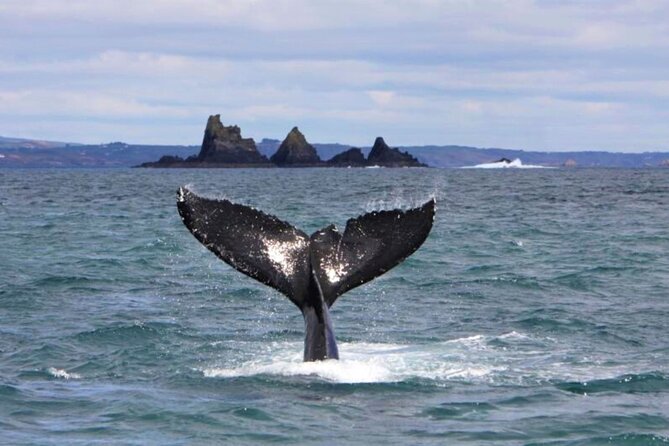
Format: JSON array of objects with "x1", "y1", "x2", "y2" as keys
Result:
[
  {"x1": 327, "y1": 148, "x2": 366, "y2": 166},
  {"x1": 197, "y1": 115, "x2": 268, "y2": 164},
  {"x1": 270, "y1": 127, "x2": 321, "y2": 166},
  {"x1": 367, "y1": 137, "x2": 426, "y2": 167},
  {"x1": 153, "y1": 155, "x2": 185, "y2": 165},
  {"x1": 137, "y1": 118, "x2": 431, "y2": 168}
]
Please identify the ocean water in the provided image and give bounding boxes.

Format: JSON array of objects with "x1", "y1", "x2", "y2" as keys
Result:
[{"x1": 1, "y1": 167, "x2": 668, "y2": 445}]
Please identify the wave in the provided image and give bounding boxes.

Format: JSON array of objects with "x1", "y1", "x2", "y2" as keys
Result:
[
  {"x1": 556, "y1": 372, "x2": 669, "y2": 395},
  {"x1": 47, "y1": 367, "x2": 81, "y2": 380},
  {"x1": 0, "y1": 383, "x2": 20, "y2": 396},
  {"x1": 18, "y1": 367, "x2": 82, "y2": 380},
  {"x1": 533, "y1": 433, "x2": 669, "y2": 446},
  {"x1": 75, "y1": 321, "x2": 184, "y2": 345},
  {"x1": 462, "y1": 158, "x2": 550, "y2": 169}
]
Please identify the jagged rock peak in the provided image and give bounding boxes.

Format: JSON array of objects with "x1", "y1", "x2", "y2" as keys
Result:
[
  {"x1": 367, "y1": 136, "x2": 426, "y2": 167},
  {"x1": 197, "y1": 115, "x2": 268, "y2": 164},
  {"x1": 368, "y1": 137, "x2": 391, "y2": 158},
  {"x1": 205, "y1": 114, "x2": 241, "y2": 138},
  {"x1": 270, "y1": 127, "x2": 321, "y2": 165},
  {"x1": 285, "y1": 126, "x2": 307, "y2": 145}
]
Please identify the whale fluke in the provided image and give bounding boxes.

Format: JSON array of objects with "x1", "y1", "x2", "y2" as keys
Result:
[
  {"x1": 177, "y1": 186, "x2": 435, "y2": 361},
  {"x1": 177, "y1": 187, "x2": 312, "y2": 309},
  {"x1": 309, "y1": 201, "x2": 435, "y2": 307}
]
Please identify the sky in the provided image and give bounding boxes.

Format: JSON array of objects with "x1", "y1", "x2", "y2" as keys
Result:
[{"x1": 1, "y1": 0, "x2": 668, "y2": 152}]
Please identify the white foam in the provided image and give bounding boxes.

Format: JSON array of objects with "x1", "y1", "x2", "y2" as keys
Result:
[
  {"x1": 497, "y1": 331, "x2": 530, "y2": 340},
  {"x1": 201, "y1": 339, "x2": 505, "y2": 384},
  {"x1": 47, "y1": 367, "x2": 81, "y2": 380},
  {"x1": 463, "y1": 158, "x2": 549, "y2": 169},
  {"x1": 200, "y1": 332, "x2": 654, "y2": 385}
]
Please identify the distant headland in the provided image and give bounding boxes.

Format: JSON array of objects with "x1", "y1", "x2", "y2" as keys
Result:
[
  {"x1": 138, "y1": 115, "x2": 426, "y2": 168},
  {"x1": 3, "y1": 124, "x2": 669, "y2": 168}
]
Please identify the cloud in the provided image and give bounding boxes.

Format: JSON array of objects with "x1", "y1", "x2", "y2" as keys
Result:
[
  {"x1": 0, "y1": 1, "x2": 668, "y2": 151},
  {"x1": 367, "y1": 90, "x2": 396, "y2": 107},
  {"x1": 0, "y1": 89, "x2": 192, "y2": 118}
]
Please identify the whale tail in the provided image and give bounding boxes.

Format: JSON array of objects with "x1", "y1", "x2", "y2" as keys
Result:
[
  {"x1": 177, "y1": 186, "x2": 434, "y2": 361},
  {"x1": 177, "y1": 187, "x2": 435, "y2": 309}
]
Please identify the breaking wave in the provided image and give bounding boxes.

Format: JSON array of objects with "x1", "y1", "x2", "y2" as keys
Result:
[
  {"x1": 47, "y1": 367, "x2": 81, "y2": 380},
  {"x1": 462, "y1": 158, "x2": 549, "y2": 169}
]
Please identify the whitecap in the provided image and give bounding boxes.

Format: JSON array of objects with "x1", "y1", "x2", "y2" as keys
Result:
[
  {"x1": 47, "y1": 367, "x2": 81, "y2": 380},
  {"x1": 462, "y1": 158, "x2": 550, "y2": 169}
]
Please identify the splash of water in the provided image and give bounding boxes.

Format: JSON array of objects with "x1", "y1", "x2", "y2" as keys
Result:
[{"x1": 200, "y1": 332, "x2": 656, "y2": 385}]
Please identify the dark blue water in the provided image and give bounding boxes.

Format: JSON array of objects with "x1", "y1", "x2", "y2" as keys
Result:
[{"x1": 1, "y1": 168, "x2": 668, "y2": 445}]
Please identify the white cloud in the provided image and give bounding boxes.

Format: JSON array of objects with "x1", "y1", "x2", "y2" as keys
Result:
[
  {"x1": 0, "y1": 89, "x2": 191, "y2": 118},
  {"x1": 1, "y1": 0, "x2": 436, "y2": 30},
  {"x1": 5, "y1": 51, "x2": 663, "y2": 105},
  {"x1": 1, "y1": 0, "x2": 665, "y2": 40},
  {"x1": 367, "y1": 90, "x2": 396, "y2": 106},
  {"x1": 459, "y1": 100, "x2": 484, "y2": 114},
  {"x1": 0, "y1": 1, "x2": 668, "y2": 150}
]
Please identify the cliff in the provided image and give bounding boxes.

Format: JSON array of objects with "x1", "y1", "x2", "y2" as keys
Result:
[
  {"x1": 138, "y1": 115, "x2": 270, "y2": 167},
  {"x1": 197, "y1": 115, "x2": 268, "y2": 164}
]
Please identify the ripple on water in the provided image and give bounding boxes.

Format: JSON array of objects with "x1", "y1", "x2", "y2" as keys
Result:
[
  {"x1": 556, "y1": 372, "x2": 669, "y2": 395},
  {"x1": 2, "y1": 168, "x2": 669, "y2": 444},
  {"x1": 421, "y1": 401, "x2": 497, "y2": 420},
  {"x1": 524, "y1": 433, "x2": 669, "y2": 446},
  {"x1": 74, "y1": 322, "x2": 184, "y2": 346}
]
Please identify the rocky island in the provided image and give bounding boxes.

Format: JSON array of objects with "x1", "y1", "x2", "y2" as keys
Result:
[
  {"x1": 139, "y1": 115, "x2": 271, "y2": 167},
  {"x1": 328, "y1": 148, "x2": 367, "y2": 166},
  {"x1": 366, "y1": 137, "x2": 426, "y2": 167},
  {"x1": 139, "y1": 115, "x2": 427, "y2": 168},
  {"x1": 270, "y1": 127, "x2": 321, "y2": 166}
]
